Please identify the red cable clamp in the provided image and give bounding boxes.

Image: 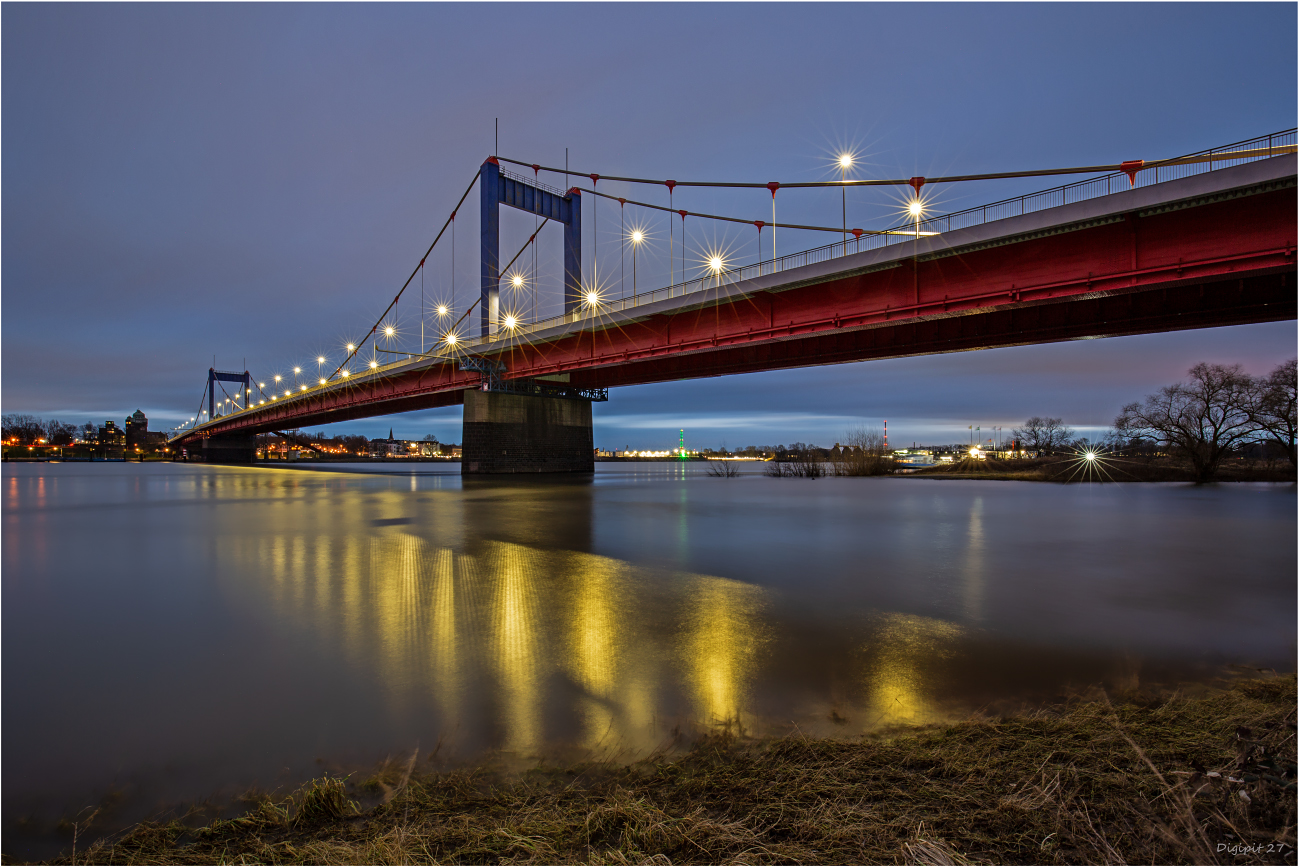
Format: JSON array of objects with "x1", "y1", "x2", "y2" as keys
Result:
[
  {"x1": 531, "y1": 164, "x2": 540, "y2": 173},
  {"x1": 851, "y1": 228, "x2": 864, "y2": 239},
  {"x1": 1121, "y1": 160, "x2": 1143, "y2": 186},
  {"x1": 754, "y1": 221, "x2": 765, "y2": 231},
  {"x1": 590, "y1": 174, "x2": 600, "y2": 184},
  {"x1": 678, "y1": 210, "x2": 688, "y2": 220},
  {"x1": 618, "y1": 197, "x2": 626, "y2": 206},
  {"x1": 665, "y1": 180, "x2": 677, "y2": 193},
  {"x1": 908, "y1": 177, "x2": 926, "y2": 193},
  {"x1": 767, "y1": 182, "x2": 780, "y2": 197}
]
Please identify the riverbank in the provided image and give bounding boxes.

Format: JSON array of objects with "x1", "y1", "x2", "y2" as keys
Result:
[
  {"x1": 48, "y1": 676, "x2": 1296, "y2": 866},
  {"x1": 910, "y1": 456, "x2": 1297, "y2": 483}
]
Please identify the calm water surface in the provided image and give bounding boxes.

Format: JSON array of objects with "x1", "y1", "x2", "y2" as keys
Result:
[{"x1": 3, "y1": 461, "x2": 1295, "y2": 854}]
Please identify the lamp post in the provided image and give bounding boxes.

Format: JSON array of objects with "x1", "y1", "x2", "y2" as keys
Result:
[
  {"x1": 708, "y1": 255, "x2": 724, "y2": 290},
  {"x1": 839, "y1": 153, "x2": 853, "y2": 256},
  {"x1": 630, "y1": 230, "x2": 644, "y2": 294}
]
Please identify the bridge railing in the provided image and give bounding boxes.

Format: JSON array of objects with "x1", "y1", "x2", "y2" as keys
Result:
[{"x1": 183, "y1": 128, "x2": 1297, "y2": 434}]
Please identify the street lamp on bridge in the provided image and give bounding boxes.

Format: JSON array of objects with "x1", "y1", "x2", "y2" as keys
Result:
[
  {"x1": 629, "y1": 229, "x2": 645, "y2": 294},
  {"x1": 839, "y1": 152, "x2": 854, "y2": 255}
]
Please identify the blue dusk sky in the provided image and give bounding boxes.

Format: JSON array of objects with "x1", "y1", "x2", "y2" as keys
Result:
[{"x1": 3, "y1": 3, "x2": 1296, "y2": 449}]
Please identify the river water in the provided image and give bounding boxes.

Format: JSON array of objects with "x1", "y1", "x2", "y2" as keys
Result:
[{"x1": 3, "y1": 461, "x2": 1295, "y2": 856}]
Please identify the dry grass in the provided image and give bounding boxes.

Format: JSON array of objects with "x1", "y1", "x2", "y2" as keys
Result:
[{"x1": 46, "y1": 677, "x2": 1297, "y2": 865}]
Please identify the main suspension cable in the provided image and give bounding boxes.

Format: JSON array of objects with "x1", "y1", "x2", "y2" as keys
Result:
[
  {"x1": 497, "y1": 143, "x2": 1295, "y2": 192},
  {"x1": 329, "y1": 168, "x2": 480, "y2": 381},
  {"x1": 572, "y1": 184, "x2": 896, "y2": 236}
]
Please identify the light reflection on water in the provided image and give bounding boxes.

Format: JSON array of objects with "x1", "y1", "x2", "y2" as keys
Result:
[
  {"x1": 2, "y1": 461, "x2": 1294, "y2": 856},
  {"x1": 238, "y1": 527, "x2": 767, "y2": 756}
]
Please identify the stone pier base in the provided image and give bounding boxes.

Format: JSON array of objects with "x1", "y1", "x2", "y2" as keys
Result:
[
  {"x1": 192, "y1": 434, "x2": 258, "y2": 463},
  {"x1": 462, "y1": 388, "x2": 593, "y2": 474}
]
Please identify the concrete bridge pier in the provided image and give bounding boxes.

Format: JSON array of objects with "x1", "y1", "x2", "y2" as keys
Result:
[
  {"x1": 461, "y1": 388, "x2": 594, "y2": 474},
  {"x1": 193, "y1": 433, "x2": 258, "y2": 463}
]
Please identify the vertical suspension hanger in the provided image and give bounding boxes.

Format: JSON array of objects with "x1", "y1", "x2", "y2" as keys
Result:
[
  {"x1": 619, "y1": 198, "x2": 625, "y2": 299},
  {"x1": 590, "y1": 173, "x2": 600, "y2": 299},
  {"x1": 679, "y1": 210, "x2": 687, "y2": 289},
  {"x1": 666, "y1": 181, "x2": 676, "y2": 289},
  {"x1": 533, "y1": 164, "x2": 540, "y2": 322},
  {"x1": 451, "y1": 209, "x2": 456, "y2": 326},
  {"x1": 768, "y1": 182, "x2": 780, "y2": 268}
]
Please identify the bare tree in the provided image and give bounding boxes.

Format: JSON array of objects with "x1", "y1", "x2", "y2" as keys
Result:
[
  {"x1": 1246, "y1": 358, "x2": 1297, "y2": 467},
  {"x1": 2, "y1": 414, "x2": 47, "y2": 444},
  {"x1": 1114, "y1": 363, "x2": 1256, "y2": 483},
  {"x1": 1010, "y1": 417, "x2": 1075, "y2": 456},
  {"x1": 44, "y1": 420, "x2": 78, "y2": 445},
  {"x1": 834, "y1": 427, "x2": 895, "y2": 476},
  {"x1": 706, "y1": 460, "x2": 740, "y2": 478},
  {"x1": 767, "y1": 445, "x2": 826, "y2": 478}
]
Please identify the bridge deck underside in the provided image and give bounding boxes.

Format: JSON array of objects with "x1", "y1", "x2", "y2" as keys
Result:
[{"x1": 177, "y1": 182, "x2": 1296, "y2": 443}]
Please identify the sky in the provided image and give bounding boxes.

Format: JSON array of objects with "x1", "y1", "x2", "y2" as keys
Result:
[{"x1": 3, "y1": 3, "x2": 1296, "y2": 449}]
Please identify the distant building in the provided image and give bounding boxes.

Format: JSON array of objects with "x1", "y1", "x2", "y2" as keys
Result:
[
  {"x1": 97, "y1": 421, "x2": 125, "y2": 459},
  {"x1": 892, "y1": 448, "x2": 936, "y2": 468},
  {"x1": 369, "y1": 429, "x2": 455, "y2": 458},
  {"x1": 125, "y1": 410, "x2": 148, "y2": 453}
]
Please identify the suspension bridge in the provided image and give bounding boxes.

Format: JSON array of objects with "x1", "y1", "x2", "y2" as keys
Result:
[{"x1": 171, "y1": 131, "x2": 1297, "y2": 470}]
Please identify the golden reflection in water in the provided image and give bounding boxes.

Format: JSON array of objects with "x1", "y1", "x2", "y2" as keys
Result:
[
  {"x1": 289, "y1": 535, "x2": 307, "y2": 610},
  {"x1": 429, "y1": 547, "x2": 461, "y2": 720},
  {"x1": 679, "y1": 575, "x2": 766, "y2": 727},
  {"x1": 863, "y1": 613, "x2": 962, "y2": 727},
  {"x1": 314, "y1": 536, "x2": 333, "y2": 621},
  {"x1": 224, "y1": 529, "x2": 773, "y2": 752},
  {"x1": 371, "y1": 533, "x2": 425, "y2": 702},
  {"x1": 341, "y1": 536, "x2": 364, "y2": 662},
  {"x1": 562, "y1": 551, "x2": 638, "y2": 747},
  {"x1": 963, "y1": 496, "x2": 985, "y2": 624},
  {"x1": 490, "y1": 541, "x2": 541, "y2": 752}
]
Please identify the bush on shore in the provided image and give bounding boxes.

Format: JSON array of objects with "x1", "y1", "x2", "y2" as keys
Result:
[{"x1": 54, "y1": 676, "x2": 1296, "y2": 866}]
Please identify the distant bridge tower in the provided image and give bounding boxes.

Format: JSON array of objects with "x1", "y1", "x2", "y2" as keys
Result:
[
  {"x1": 480, "y1": 158, "x2": 581, "y2": 338},
  {"x1": 208, "y1": 368, "x2": 251, "y2": 419}
]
